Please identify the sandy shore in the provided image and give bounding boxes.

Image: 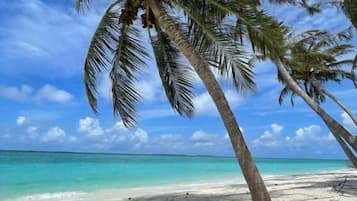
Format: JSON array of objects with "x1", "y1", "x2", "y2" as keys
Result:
[{"x1": 16, "y1": 169, "x2": 357, "y2": 201}]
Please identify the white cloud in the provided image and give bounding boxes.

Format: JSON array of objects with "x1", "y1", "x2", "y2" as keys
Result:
[
  {"x1": 132, "y1": 128, "x2": 149, "y2": 144},
  {"x1": 0, "y1": 84, "x2": 73, "y2": 104},
  {"x1": 0, "y1": 85, "x2": 33, "y2": 101},
  {"x1": 78, "y1": 117, "x2": 104, "y2": 137},
  {"x1": 190, "y1": 130, "x2": 222, "y2": 147},
  {"x1": 77, "y1": 118, "x2": 150, "y2": 149},
  {"x1": 42, "y1": 127, "x2": 66, "y2": 143},
  {"x1": 35, "y1": 84, "x2": 73, "y2": 103},
  {"x1": 252, "y1": 124, "x2": 335, "y2": 150},
  {"x1": 136, "y1": 80, "x2": 161, "y2": 102},
  {"x1": 23, "y1": 125, "x2": 76, "y2": 144},
  {"x1": 291, "y1": 125, "x2": 334, "y2": 148},
  {"x1": 193, "y1": 89, "x2": 243, "y2": 116},
  {"x1": 106, "y1": 121, "x2": 128, "y2": 133},
  {"x1": 253, "y1": 123, "x2": 284, "y2": 148},
  {"x1": 191, "y1": 130, "x2": 214, "y2": 142},
  {"x1": 16, "y1": 116, "x2": 26, "y2": 126},
  {"x1": 271, "y1": 123, "x2": 283, "y2": 134}
]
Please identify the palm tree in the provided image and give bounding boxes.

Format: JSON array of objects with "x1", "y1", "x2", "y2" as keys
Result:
[
  {"x1": 277, "y1": 29, "x2": 357, "y2": 168},
  {"x1": 279, "y1": 29, "x2": 357, "y2": 126},
  {"x1": 76, "y1": 1, "x2": 288, "y2": 200},
  {"x1": 264, "y1": 0, "x2": 357, "y2": 153},
  {"x1": 273, "y1": 57, "x2": 357, "y2": 167}
]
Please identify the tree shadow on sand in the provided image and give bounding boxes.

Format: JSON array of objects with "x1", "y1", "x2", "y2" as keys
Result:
[
  {"x1": 269, "y1": 173, "x2": 357, "y2": 200},
  {"x1": 126, "y1": 173, "x2": 357, "y2": 201}
]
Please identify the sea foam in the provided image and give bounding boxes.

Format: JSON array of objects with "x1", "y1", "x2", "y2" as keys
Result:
[{"x1": 11, "y1": 192, "x2": 86, "y2": 201}]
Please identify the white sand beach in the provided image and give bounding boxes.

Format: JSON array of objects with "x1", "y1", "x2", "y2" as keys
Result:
[{"x1": 19, "y1": 169, "x2": 356, "y2": 201}]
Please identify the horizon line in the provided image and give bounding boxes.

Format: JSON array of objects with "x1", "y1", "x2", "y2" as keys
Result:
[{"x1": 0, "y1": 149, "x2": 348, "y2": 161}]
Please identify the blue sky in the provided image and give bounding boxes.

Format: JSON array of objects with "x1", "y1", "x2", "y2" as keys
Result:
[{"x1": 0, "y1": 0, "x2": 356, "y2": 159}]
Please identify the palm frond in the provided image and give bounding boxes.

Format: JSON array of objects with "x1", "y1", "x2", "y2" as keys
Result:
[
  {"x1": 323, "y1": 44, "x2": 353, "y2": 57},
  {"x1": 205, "y1": 0, "x2": 288, "y2": 59},
  {"x1": 164, "y1": 1, "x2": 256, "y2": 93},
  {"x1": 150, "y1": 24, "x2": 195, "y2": 117},
  {"x1": 343, "y1": 0, "x2": 357, "y2": 29},
  {"x1": 312, "y1": 28, "x2": 353, "y2": 50},
  {"x1": 111, "y1": 24, "x2": 149, "y2": 128},
  {"x1": 83, "y1": 2, "x2": 121, "y2": 114}
]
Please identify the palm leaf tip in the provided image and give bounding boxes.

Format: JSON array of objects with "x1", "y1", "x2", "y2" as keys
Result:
[
  {"x1": 75, "y1": 0, "x2": 91, "y2": 13},
  {"x1": 111, "y1": 69, "x2": 141, "y2": 128},
  {"x1": 84, "y1": 66, "x2": 99, "y2": 114}
]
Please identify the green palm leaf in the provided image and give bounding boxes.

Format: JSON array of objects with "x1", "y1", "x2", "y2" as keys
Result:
[
  {"x1": 169, "y1": 1, "x2": 261, "y2": 93},
  {"x1": 111, "y1": 24, "x2": 149, "y2": 128},
  {"x1": 205, "y1": 0, "x2": 288, "y2": 59},
  {"x1": 150, "y1": 25, "x2": 195, "y2": 117},
  {"x1": 279, "y1": 28, "x2": 356, "y2": 105},
  {"x1": 343, "y1": 0, "x2": 357, "y2": 29},
  {"x1": 83, "y1": 2, "x2": 121, "y2": 114}
]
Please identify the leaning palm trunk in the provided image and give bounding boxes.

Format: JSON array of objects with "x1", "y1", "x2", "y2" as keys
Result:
[
  {"x1": 319, "y1": 87, "x2": 357, "y2": 126},
  {"x1": 274, "y1": 59, "x2": 357, "y2": 169},
  {"x1": 336, "y1": 135, "x2": 357, "y2": 169},
  {"x1": 149, "y1": 1, "x2": 271, "y2": 200}
]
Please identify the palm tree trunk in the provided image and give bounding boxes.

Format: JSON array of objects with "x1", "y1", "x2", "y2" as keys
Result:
[
  {"x1": 336, "y1": 136, "x2": 357, "y2": 169},
  {"x1": 149, "y1": 1, "x2": 271, "y2": 200},
  {"x1": 320, "y1": 87, "x2": 357, "y2": 126},
  {"x1": 274, "y1": 59, "x2": 357, "y2": 167}
]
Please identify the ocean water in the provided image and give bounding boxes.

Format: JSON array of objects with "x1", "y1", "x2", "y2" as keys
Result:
[{"x1": 0, "y1": 151, "x2": 350, "y2": 200}]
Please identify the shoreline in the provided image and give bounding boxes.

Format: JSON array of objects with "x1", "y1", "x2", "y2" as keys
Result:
[{"x1": 10, "y1": 168, "x2": 356, "y2": 201}]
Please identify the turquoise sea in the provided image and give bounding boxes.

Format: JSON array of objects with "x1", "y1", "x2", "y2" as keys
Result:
[{"x1": 0, "y1": 151, "x2": 350, "y2": 200}]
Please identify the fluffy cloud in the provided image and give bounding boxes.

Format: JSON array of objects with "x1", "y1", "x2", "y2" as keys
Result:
[
  {"x1": 252, "y1": 124, "x2": 334, "y2": 150},
  {"x1": 77, "y1": 117, "x2": 150, "y2": 150},
  {"x1": 42, "y1": 127, "x2": 66, "y2": 143},
  {"x1": 78, "y1": 117, "x2": 104, "y2": 137},
  {"x1": 0, "y1": 85, "x2": 33, "y2": 102},
  {"x1": 132, "y1": 128, "x2": 148, "y2": 144},
  {"x1": 16, "y1": 116, "x2": 26, "y2": 126},
  {"x1": 0, "y1": 84, "x2": 73, "y2": 104},
  {"x1": 193, "y1": 90, "x2": 243, "y2": 116},
  {"x1": 35, "y1": 85, "x2": 73, "y2": 103},
  {"x1": 190, "y1": 130, "x2": 219, "y2": 147},
  {"x1": 291, "y1": 125, "x2": 333, "y2": 148},
  {"x1": 23, "y1": 125, "x2": 75, "y2": 144},
  {"x1": 75, "y1": 117, "x2": 230, "y2": 153},
  {"x1": 253, "y1": 123, "x2": 284, "y2": 148}
]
